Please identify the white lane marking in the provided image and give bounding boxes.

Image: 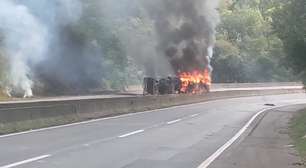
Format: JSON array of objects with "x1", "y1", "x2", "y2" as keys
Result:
[
  {"x1": 83, "y1": 143, "x2": 90, "y2": 147},
  {"x1": 118, "y1": 130, "x2": 144, "y2": 138},
  {"x1": 167, "y1": 119, "x2": 182, "y2": 125},
  {"x1": 197, "y1": 108, "x2": 269, "y2": 168},
  {"x1": 197, "y1": 103, "x2": 306, "y2": 168},
  {"x1": 0, "y1": 98, "x2": 224, "y2": 139},
  {"x1": 191, "y1": 114, "x2": 200, "y2": 117},
  {"x1": 1, "y1": 94, "x2": 305, "y2": 139},
  {"x1": 0, "y1": 155, "x2": 51, "y2": 168}
]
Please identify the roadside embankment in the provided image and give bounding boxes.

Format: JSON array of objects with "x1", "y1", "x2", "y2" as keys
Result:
[
  {"x1": 0, "y1": 88, "x2": 304, "y2": 135},
  {"x1": 290, "y1": 108, "x2": 306, "y2": 166}
]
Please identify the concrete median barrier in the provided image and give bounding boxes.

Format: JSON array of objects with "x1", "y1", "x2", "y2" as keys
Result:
[{"x1": 0, "y1": 88, "x2": 304, "y2": 135}]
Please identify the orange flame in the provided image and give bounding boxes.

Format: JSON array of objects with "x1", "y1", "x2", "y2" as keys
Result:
[{"x1": 179, "y1": 69, "x2": 211, "y2": 94}]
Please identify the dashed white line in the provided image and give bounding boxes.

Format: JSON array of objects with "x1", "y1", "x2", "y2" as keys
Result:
[
  {"x1": 83, "y1": 143, "x2": 90, "y2": 147},
  {"x1": 118, "y1": 130, "x2": 144, "y2": 138},
  {"x1": 167, "y1": 119, "x2": 182, "y2": 125},
  {"x1": 0, "y1": 155, "x2": 51, "y2": 168},
  {"x1": 0, "y1": 99, "x2": 220, "y2": 139},
  {"x1": 1, "y1": 96, "x2": 301, "y2": 139},
  {"x1": 191, "y1": 114, "x2": 200, "y2": 117}
]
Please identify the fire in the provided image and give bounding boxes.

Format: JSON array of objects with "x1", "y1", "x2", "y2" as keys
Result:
[{"x1": 179, "y1": 69, "x2": 211, "y2": 94}]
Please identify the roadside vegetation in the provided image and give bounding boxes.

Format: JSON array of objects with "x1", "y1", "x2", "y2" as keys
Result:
[
  {"x1": 272, "y1": 0, "x2": 306, "y2": 84},
  {"x1": 290, "y1": 109, "x2": 306, "y2": 165},
  {"x1": 213, "y1": 0, "x2": 296, "y2": 83},
  {"x1": 0, "y1": 0, "x2": 304, "y2": 95},
  {"x1": 0, "y1": 92, "x2": 8, "y2": 101}
]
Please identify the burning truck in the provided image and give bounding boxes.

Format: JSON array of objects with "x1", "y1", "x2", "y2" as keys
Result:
[
  {"x1": 143, "y1": 68, "x2": 211, "y2": 95},
  {"x1": 140, "y1": 0, "x2": 218, "y2": 96}
]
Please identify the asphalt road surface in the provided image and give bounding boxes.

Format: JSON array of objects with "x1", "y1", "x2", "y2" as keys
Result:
[
  {"x1": 1, "y1": 93, "x2": 306, "y2": 168},
  {"x1": 210, "y1": 104, "x2": 306, "y2": 168}
]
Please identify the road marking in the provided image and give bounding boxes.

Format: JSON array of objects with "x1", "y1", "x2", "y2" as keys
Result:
[
  {"x1": 0, "y1": 155, "x2": 51, "y2": 168},
  {"x1": 0, "y1": 98, "x2": 223, "y2": 138},
  {"x1": 197, "y1": 108, "x2": 269, "y2": 168},
  {"x1": 197, "y1": 103, "x2": 306, "y2": 168},
  {"x1": 198, "y1": 103, "x2": 304, "y2": 168},
  {"x1": 191, "y1": 114, "x2": 200, "y2": 117},
  {"x1": 1, "y1": 95, "x2": 305, "y2": 139},
  {"x1": 167, "y1": 119, "x2": 182, "y2": 125},
  {"x1": 83, "y1": 143, "x2": 90, "y2": 147},
  {"x1": 118, "y1": 130, "x2": 144, "y2": 138}
]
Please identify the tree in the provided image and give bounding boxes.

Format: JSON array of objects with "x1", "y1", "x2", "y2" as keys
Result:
[
  {"x1": 272, "y1": 0, "x2": 306, "y2": 83},
  {"x1": 213, "y1": 0, "x2": 295, "y2": 83},
  {"x1": 68, "y1": 0, "x2": 129, "y2": 90}
]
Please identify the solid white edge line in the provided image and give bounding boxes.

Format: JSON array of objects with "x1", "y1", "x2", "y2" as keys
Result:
[
  {"x1": 197, "y1": 109, "x2": 267, "y2": 168},
  {"x1": 0, "y1": 98, "x2": 222, "y2": 139},
  {"x1": 1, "y1": 94, "x2": 244, "y2": 139},
  {"x1": 197, "y1": 103, "x2": 304, "y2": 168},
  {"x1": 118, "y1": 130, "x2": 144, "y2": 138},
  {"x1": 0, "y1": 155, "x2": 51, "y2": 168},
  {"x1": 0, "y1": 94, "x2": 304, "y2": 139},
  {"x1": 167, "y1": 119, "x2": 182, "y2": 125}
]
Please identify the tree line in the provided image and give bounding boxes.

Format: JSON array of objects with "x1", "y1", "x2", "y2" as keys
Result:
[
  {"x1": 0, "y1": 0, "x2": 305, "y2": 92},
  {"x1": 212, "y1": 0, "x2": 304, "y2": 83}
]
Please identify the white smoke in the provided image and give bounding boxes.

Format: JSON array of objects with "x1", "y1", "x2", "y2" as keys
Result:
[
  {"x1": 0, "y1": 0, "x2": 48, "y2": 97},
  {"x1": 0, "y1": 0, "x2": 83, "y2": 97},
  {"x1": 0, "y1": 0, "x2": 219, "y2": 96}
]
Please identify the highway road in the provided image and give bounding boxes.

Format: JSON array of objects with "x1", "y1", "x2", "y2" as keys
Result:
[
  {"x1": 2, "y1": 83, "x2": 303, "y2": 104},
  {"x1": 1, "y1": 93, "x2": 306, "y2": 168}
]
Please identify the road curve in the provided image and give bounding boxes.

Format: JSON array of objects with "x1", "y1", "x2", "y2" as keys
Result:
[{"x1": 1, "y1": 93, "x2": 306, "y2": 168}]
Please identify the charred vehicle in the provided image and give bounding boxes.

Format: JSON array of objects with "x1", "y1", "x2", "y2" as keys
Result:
[{"x1": 143, "y1": 69, "x2": 211, "y2": 95}]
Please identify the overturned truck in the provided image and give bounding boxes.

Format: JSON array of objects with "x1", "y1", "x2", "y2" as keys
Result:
[
  {"x1": 143, "y1": 71, "x2": 211, "y2": 95},
  {"x1": 143, "y1": 77, "x2": 180, "y2": 95}
]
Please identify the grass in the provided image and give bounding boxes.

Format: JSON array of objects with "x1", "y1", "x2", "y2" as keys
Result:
[
  {"x1": 0, "y1": 91, "x2": 9, "y2": 101},
  {"x1": 290, "y1": 109, "x2": 306, "y2": 164}
]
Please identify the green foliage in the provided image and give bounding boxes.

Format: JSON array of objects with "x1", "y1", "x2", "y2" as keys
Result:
[
  {"x1": 290, "y1": 109, "x2": 306, "y2": 162},
  {"x1": 0, "y1": 0, "x2": 301, "y2": 89},
  {"x1": 71, "y1": 1, "x2": 129, "y2": 89},
  {"x1": 213, "y1": 0, "x2": 295, "y2": 83},
  {"x1": 212, "y1": 39, "x2": 246, "y2": 82},
  {"x1": 272, "y1": 0, "x2": 306, "y2": 84}
]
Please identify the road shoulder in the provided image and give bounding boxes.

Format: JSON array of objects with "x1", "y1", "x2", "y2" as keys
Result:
[
  {"x1": 210, "y1": 104, "x2": 306, "y2": 168},
  {"x1": 289, "y1": 107, "x2": 306, "y2": 166}
]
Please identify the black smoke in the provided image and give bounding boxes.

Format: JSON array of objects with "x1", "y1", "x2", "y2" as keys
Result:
[{"x1": 142, "y1": 0, "x2": 220, "y2": 73}]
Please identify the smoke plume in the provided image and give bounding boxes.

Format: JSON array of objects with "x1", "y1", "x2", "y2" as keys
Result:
[
  {"x1": 142, "y1": 0, "x2": 220, "y2": 73},
  {"x1": 0, "y1": 0, "x2": 101, "y2": 96},
  {"x1": 0, "y1": 0, "x2": 48, "y2": 97},
  {"x1": 96, "y1": 0, "x2": 220, "y2": 77},
  {"x1": 0, "y1": 0, "x2": 220, "y2": 96}
]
